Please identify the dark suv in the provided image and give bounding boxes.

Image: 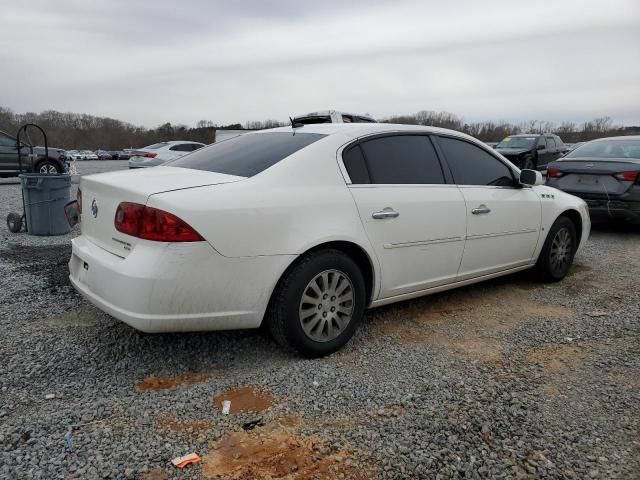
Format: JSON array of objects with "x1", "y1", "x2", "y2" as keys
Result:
[
  {"x1": 0, "y1": 130, "x2": 68, "y2": 177},
  {"x1": 495, "y1": 134, "x2": 567, "y2": 170}
]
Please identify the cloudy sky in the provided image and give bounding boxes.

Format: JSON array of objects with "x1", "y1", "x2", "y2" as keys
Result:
[{"x1": 1, "y1": 0, "x2": 639, "y2": 127}]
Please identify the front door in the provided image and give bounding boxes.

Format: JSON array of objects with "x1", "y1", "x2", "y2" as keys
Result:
[
  {"x1": 434, "y1": 135, "x2": 541, "y2": 279},
  {"x1": 0, "y1": 132, "x2": 19, "y2": 174},
  {"x1": 342, "y1": 134, "x2": 467, "y2": 299}
]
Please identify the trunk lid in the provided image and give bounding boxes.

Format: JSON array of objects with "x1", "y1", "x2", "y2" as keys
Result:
[
  {"x1": 79, "y1": 166, "x2": 244, "y2": 257},
  {"x1": 550, "y1": 159, "x2": 640, "y2": 196}
]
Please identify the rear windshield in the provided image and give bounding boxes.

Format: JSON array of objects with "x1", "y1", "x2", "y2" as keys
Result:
[
  {"x1": 293, "y1": 116, "x2": 332, "y2": 125},
  {"x1": 167, "y1": 132, "x2": 327, "y2": 177},
  {"x1": 567, "y1": 139, "x2": 640, "y2": 159}
]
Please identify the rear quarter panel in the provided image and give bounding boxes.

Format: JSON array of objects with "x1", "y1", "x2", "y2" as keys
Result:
[{"x1": 146, "y1": 134, "x2": 377, "y2": 259}]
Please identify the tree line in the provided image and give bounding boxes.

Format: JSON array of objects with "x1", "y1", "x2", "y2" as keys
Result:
[{"x1": 1, "y1": 106, "x2": 637, "y2": 150}]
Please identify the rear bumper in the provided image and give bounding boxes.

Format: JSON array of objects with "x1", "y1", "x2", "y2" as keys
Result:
[
  {"x1": 566, "y1": 193, "x2": 640, "y2": 223},
  {"x1": 69, "y1": 236, "x2": 295, "y2": 332}
]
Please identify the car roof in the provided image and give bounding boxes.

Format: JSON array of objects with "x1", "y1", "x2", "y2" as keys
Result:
[
  {"x1": 161, "y1": 140, "x2": 204, "y2": 144},
  {"x1": 260, "y1": 123, "x2": 485, "y2": 144}
]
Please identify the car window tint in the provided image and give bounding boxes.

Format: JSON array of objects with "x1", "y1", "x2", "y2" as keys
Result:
[
  {"x1": 0, "y1": 133, "x2": 15, "y2": 147},
  {"x1": 537, "y1": 137, "x2": 546, "y2": 149},
  {"x1": 342, "y1": 145, "x2": 370, "y2": 184},
  {"x1": 167, "y1": 132, "x2": 326, "y2": 177},
  {"x1": 359, "y1": 135, "x2": 445, "y2": 184},
  {"x1": 342, "y1": 115, "x2": 353, "y2": 123},
  {"x1": 546, "y1": 138, "x2": 556, "y2": 150},
  {"x1": 438, "y1": 136, "x2": 514, "y2": 187}
]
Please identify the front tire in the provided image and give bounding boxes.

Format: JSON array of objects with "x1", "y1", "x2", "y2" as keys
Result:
[
  {"x1": 266, "y1": 249, "x2": 366, "y2": 357},
  {"x1": 536, "y1": 216, "x2": 577, "y2": 282}
]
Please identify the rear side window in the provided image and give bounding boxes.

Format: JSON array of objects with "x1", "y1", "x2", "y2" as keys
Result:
[
  {"x1": 342, "y1": 146, "x2": 370, "y2": 183},
  {"x1": 167, "y1": 132, "x2": 326, "y2": 177},
  {"x1": 437, "y1": 136, "x2": 514, "y2": 187},
  {"x1": 356, "y1": 135, "x2": 445, "y2": 184},
  {"x1": 0, "y1": 133, "x2": 15, "y2": 147}
]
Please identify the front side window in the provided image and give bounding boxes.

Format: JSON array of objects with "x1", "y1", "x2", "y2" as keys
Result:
[
  {"x1": 167, "y1": 132, "x2": 326, "y2": 177},
  {"x1": 537, "y1": 137, "x2": 546, "y2": 149},
  {"x1": 438, "y1": 136, "x2": 514, "y2": 187},
  {"x1": 352, "y1": 135, "x2": 445, "y2": 184},
  {"x1": 496, "y1": 136, "x2": 537, "y2": 149},
  {"x1": 546, "y1": 138, "x2": 556, "y2": 150}
]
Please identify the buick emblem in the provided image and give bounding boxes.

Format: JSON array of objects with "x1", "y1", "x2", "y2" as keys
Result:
[{"x1": 91, "y1": 199, "x2": 99, "y2": 218}]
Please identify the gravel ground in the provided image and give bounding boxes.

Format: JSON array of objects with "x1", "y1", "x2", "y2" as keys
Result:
[{"x1": 0, "y1": 162, "x2": 638, "y2": 479}]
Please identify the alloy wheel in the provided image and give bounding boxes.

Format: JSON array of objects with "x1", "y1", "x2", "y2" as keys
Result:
[
  {"x1": 298, "y1": 269, "x2": 354, "y2": 342},
  {"x1": 39, "y1": 164, "x2": 58, "y2": 174},
  {"x1": 550, "y1": 227, "x2": 572, "y2": 275}
]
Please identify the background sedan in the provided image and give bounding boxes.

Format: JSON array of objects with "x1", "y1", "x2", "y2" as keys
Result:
[
  {"x1": 546, "y1": 136, "x2": 640, "y2": 223},
  {"x1": 128, "y1": 141, "x2": 205, "y2": 168}
]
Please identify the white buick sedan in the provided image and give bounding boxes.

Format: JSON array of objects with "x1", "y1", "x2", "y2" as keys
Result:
[{"x1": 70, "y1": 124, "x2": 590, "y2": 357}]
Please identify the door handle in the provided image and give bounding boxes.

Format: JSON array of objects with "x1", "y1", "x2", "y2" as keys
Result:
[
  {"x1": 372, "y1": 207, "x2": 399, "y2": 219},
  {"x1": 471, "y1": 205, "x2": 491, "y2": 215}
]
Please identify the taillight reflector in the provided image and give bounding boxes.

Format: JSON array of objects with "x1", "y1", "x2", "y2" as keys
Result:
[
  {"x1": 614, "y1": 171, "x2": 639, "y2": 182},
  {"x1": 143, "y1": 152, "x2": 158, "y2": 158},
  {"x1": 546, "y1": 167, "x2": 564, "y2": 178},
  {"x1": 114, "y1": 202, "x2": 204, "y2": 242}
]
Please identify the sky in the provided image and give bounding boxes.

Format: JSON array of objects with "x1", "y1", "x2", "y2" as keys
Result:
[{"x1": 1, "y1": 0, "x2": 639, "y2": 128}]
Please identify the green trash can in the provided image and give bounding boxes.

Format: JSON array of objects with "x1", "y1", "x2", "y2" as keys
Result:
[{"x1": 19, "y1": 173, "x2": 72, "y2": 236}]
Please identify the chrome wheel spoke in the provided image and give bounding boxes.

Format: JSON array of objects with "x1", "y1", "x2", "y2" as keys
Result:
[{"x1": 299, "y1": 269, "x2": 355, "y2": 343}]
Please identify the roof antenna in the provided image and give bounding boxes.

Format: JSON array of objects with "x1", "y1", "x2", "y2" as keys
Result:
[{"x1": 289, "y1": 116, "x2": 304, "y2": 134}]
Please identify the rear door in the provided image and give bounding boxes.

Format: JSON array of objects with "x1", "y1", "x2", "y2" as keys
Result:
[
  {"x1": 434, "y1": 135, "x2": 541, "y2": 279},
  {"x1": 343, "y1": 134, "x2": 467, "y2": 299}
]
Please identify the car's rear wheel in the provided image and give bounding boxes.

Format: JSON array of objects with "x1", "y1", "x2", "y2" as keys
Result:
[
  {"x1": 266, "y1": 249, "x2": 366, "y2": 357},
  {"x1": 36, "y1": 160, "x2": 62, "y2": 174},
  {"x1": 536, "y1": 216, "x2": 577, "y2": 282}
]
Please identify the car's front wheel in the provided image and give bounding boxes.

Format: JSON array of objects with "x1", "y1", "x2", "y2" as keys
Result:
[
  {"x1": 536, "y1": 216, "x2": 577, "y2": 282},
  {"x1": 266, "y1": 249, "x2": 366, "y2": 357}
]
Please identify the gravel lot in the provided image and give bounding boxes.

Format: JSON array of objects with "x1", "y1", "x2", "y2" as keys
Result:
[{"x1": 1, "y1": 161, "x2": 638, "y2": 479}]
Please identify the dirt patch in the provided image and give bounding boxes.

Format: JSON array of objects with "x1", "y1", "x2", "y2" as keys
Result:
[
  {"x1": 137, "y1": 373, "x2": 212, "y2": 392},
  {"x1": 368, "y1": 283, "x2": 574, "y2": 364},
  {"x1": 141, "y1": 469, "x2": 168, "y2": 480},
  {"x1": 156, "y1": 415, "x2": 212, "y2": 434},
  {"x1": 45, "y1": 308, "x2": 99, "y2": 327},
  {"x1": 201, "y1": 418, "x2": 375, "y2": 480},
  {"x1": 214, "y1": 385, "x2": 275, "y2": 414},
  {"x1": 527, "y1": 344, "x2": 585, "y2": 373}
]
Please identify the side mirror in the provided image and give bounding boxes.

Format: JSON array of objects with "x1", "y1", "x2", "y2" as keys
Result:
[
  {"x1": 519, "y1": 169, "x2": 544, "y2": 186},
  {"x1": 537, "y1": 144, "x2": 545, "y2": 151}
]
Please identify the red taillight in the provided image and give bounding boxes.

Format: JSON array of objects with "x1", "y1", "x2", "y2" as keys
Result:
[
  {"x1": 546, "y1": 167, "x2": 564, "y2": 178},
  {"x1": 143, "y1": 153, "x2": 158, "y2": 158},
  {"x1": 77, "y1": 189, "x2": 82, "y2": 214},
  {"x1": 614, "y1": 171, "x2": 639, "y2": 182},
  {"x1": 114, "y1": 202, "x2": 204, "y2": 242}
]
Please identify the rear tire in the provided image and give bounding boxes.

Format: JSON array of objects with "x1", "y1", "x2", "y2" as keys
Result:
[
  {"x1": 35, "y1": 160, "x2": 62, "y2": 174},
  {"x1": 266, "y1": 249, "x2": 366, "y2": 357},
  {"x1": 522, "y1": 156, "x2": 535, "y2": 170},
  {"x1": 535, "y1": 216, "x2": 577, "y2": 282}
]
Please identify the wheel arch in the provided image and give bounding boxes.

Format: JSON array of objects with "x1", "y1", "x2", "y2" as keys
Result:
[
  {"x1": 264, "y1": 240, "x2": 377, "y2": 326},
  {"x1": 559, "y1": 208, "x2": 583, "y2": 246}
]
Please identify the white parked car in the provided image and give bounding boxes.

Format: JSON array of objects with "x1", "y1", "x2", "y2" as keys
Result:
[
  {"x1": 70, "y1": 124, "x2": 590, "y2": 357},
  {"x1": 128, "y1": 141, "x2": 205, "y2": 168},
  {"x1": 80, "y1": 150, "x2": 98, "y2": 160},
  {"x1": 65, "y1": 150, "x2": 84, "y2": 161}
]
